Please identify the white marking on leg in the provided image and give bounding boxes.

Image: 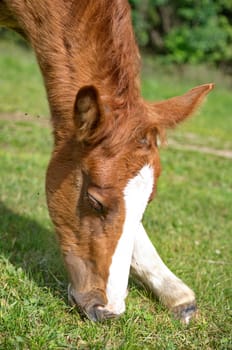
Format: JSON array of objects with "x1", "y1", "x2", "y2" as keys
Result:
[
  {"x1": 131, "y1": 223, "x2": 195, "y2": 309},
  {"x1": 105, "y1": 165, "x2": 154, "y2": 314}
]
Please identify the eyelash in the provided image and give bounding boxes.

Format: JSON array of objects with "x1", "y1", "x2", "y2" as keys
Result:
[{"x1": 87, "y1": 192, "x2": 104, "y2": 214}]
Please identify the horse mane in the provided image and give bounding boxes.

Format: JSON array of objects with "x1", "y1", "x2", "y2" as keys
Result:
[
  {"x1": 3, "y1": 0, "x2": 146, "y2": 146},
  {"x1": 67, "y1": 0, "x2": 141, "y2": 112}
]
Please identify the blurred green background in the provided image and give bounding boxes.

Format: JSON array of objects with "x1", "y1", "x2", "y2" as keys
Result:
[{"x1": 130, "y1": 0, "x2": 232, "y2": 70}]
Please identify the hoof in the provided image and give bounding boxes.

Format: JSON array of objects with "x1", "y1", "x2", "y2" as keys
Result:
[{"x1": 172, "y1": 302, "x2": 198, "y2": 324}]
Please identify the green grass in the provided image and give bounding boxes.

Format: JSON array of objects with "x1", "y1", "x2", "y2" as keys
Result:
[
  {"x1": 0, "y1": 41, "x2": 48, "y2": 117},
  {"x1": 0, "y1": 42, "x2": 232, "y2": 349},
  {"x1": 142, "y1": 56, "x2": 232, "y2": 150}
]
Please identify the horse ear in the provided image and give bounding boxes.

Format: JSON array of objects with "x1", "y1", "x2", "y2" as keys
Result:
[
  {"x1": 74, "y1": 85, "x2": 104, "y2": 142},
  {"x1": 148, "y1": 83, "x2": 214, "y2": 129}
]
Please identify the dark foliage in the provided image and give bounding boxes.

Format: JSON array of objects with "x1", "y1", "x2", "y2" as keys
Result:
[{"x1": 129, "y1": 0, "x2": 232, "y2": 69}]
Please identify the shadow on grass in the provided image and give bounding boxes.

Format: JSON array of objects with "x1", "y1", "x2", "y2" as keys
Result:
[
  {"x1": 0, "y1": 200, "x2": 157, "y2": 308},
  {"x1": 0, "y1": 201, "x2": 68, "y2": 300}
]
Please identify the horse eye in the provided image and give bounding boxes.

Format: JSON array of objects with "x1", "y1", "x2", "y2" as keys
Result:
[{"x1": 87, "y1": 192, "x2": 104, "y2": 213}]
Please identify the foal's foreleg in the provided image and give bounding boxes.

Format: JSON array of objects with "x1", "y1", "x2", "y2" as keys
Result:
[{"x1": 130, "y1": 224, "x2": 197, "y2": 324}]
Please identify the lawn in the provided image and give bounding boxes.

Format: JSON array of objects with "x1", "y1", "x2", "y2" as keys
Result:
[{"x1": 0, "y1": 42, "x2": 231, "y2": 349}]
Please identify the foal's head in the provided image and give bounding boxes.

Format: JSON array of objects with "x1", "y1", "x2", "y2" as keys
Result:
[{"x1": 46, "y1": 83, "x2": 213, "y2": 321}]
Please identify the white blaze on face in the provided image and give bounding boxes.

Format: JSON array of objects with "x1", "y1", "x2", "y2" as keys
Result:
[{"x1": 105, "y1": 164, "x2": 154, "y2": 314}]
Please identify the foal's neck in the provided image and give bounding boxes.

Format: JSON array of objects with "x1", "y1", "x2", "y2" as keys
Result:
[{"x1": 6, "y1": 1, "x2": 141, "y2": 138}]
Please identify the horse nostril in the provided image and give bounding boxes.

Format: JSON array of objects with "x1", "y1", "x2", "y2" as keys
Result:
[
  {"x1": 87, "y1": 305, "x2": 120, "y2": 322},
  {"x1": 86, "y1": 305, "x2": 104, "y2": 322},
  {"x1": 68, "y1": 284, "x2": 119, "y2": 322}
]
